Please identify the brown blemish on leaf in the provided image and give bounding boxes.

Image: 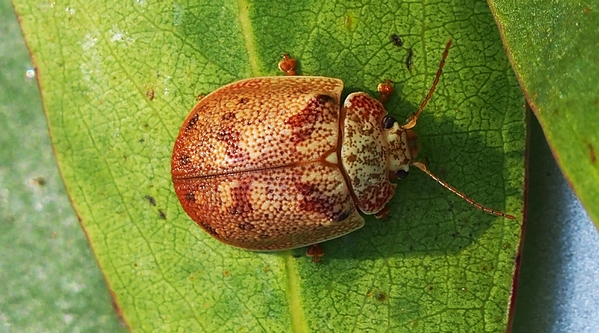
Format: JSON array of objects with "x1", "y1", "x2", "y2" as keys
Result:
[
  {"x1": 589, "y1": 143, "x2": 596, "y2": 164},
  {"x1": 33, "y1": 177, "x2": 46, "y2": 186},
  {"x1": 146, "y1": 89, "x2": 154, "y2": 101},
  {"x1": 158, "y1": 210, "x2": 166, "y2": 220}
]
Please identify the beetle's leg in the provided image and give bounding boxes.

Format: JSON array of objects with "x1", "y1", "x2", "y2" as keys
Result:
[
  {"x1": 377, "y1": 79, "x2": 394, "y2": 104},
  {"x1": 306, "y1": 244, "x2": 324, "y2": 263},
  {"x1": 278, "y1": 54, "x2": 297, "y2": 76},
  {"x1": 401, "y1": 39, "x2": 452, "y2": 130},
  {"x1": 374, "y1": 206, "x2": 390, "y2": 219}
]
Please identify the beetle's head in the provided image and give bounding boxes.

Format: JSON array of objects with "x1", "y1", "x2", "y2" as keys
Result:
[{"x1": 382, "y1": 115, "x2": 420, "y2": 179}]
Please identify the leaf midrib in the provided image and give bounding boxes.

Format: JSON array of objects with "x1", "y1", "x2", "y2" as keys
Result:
[{"x1": 237, "y1": 1, "x2": 307, "y2": 332}]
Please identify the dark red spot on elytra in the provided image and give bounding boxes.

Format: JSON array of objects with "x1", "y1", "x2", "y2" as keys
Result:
[
  {"x1": 185, "y1": 113, "x2": 199, "y2": 131},
  {"x1": 334, "y1": 210, "x2": 351, "y2": 222},
  {"x1": 237, "y1": 97, "x2": 249, "y2": 105},
  {"x1": 227, "y1": 181, "x2": 253, "y2": 215},
  {"x1": 215, "y1": 126, "x2": 249, "y2": 161},
  {"x1": 221, "y1": 112, "x2": 236, "y2": 121},
  {"x1": 197, "y1": 219, "x2": 218, "y2": 235},
  {"x1": 285, "y1": 94, "x2": 333, "y2": 143},
  {"x1": 185, "y1": 192, "x2": 195, "y2": 202},
  {"x1": 216, "y1": 127, "x2": 239, "y2": 141},
  {"x1": 179, "y1": 154, "x2": 190, "y2": 165},
  {"x1": 237, "y1": 222, "x2": 254, "y2": 230},
  {"x1": 295, "y1": 183, "x2": 341, "y2": 220}
]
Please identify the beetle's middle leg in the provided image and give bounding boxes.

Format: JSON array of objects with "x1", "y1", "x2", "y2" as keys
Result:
[{"x1": 278, "y1": 54, "x2": 297, "y2": 76}]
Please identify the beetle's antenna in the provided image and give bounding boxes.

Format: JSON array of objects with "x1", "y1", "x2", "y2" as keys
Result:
[
  {"x1": 411, "y1": 161, "x2": 516, "y2": 220},
  {"x1": 402, "y1": 39, "x2": 452, "y2": 130}
]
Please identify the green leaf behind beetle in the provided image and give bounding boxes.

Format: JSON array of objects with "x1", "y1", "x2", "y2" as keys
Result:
[
  {"x1": 13, "y1": 0, "x2": 525, "y2": 331},
  {"x1": 488, "y1": 0, "x2": 599, "y2": 228}
]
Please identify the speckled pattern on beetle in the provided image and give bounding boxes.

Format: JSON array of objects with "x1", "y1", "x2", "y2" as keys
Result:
[{"x1": 171, "y1": 41, "x2": 513, "y2": 251}]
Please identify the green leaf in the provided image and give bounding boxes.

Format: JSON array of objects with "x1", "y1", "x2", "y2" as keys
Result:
[
  {"x1": 13, "y1": 0, "x2": 525, "y2": 332},
  {"x1": 0, "y1": 1, "x2": 126, "y2": 331},
  {"x1": 488, "y1": 0, "x2": 599, "y2": 227}
]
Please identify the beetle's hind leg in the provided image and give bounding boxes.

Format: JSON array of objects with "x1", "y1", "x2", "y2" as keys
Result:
[{"x1": 278, "y1": 54, "x2": 297, "y2": 76}]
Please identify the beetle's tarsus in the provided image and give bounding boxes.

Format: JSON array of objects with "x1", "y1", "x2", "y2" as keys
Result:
[{"x1": 278, "y1": 54, "x2": 297, "y2": 76}]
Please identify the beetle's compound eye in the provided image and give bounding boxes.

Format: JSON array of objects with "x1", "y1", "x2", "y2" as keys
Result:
[
  {"x1": 382, "y1": 115, "x2": 396, "y2": 129},
  {"x1": 395, "y1": 169, "x2": 408, "y2": 179}
]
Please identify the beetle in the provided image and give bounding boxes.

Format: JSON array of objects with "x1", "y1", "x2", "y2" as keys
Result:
[{"x1": 171, "y1": 40, "x2": 515, "y2": 251}]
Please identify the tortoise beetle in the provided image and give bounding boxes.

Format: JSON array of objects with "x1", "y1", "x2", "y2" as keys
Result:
[{"x1": 171, "y1": 40, "x2": 514, "y2": 251}]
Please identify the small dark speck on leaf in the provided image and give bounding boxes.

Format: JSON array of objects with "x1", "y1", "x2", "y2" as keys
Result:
[
  {"x1": 588, "y1": 143, "x2": 596, "y2": 163},
  {"x1": 139, "y1": 138, "x2": 145, "y2": 144},
  {"x1": 406, "y1": 48, "x2": 414, "y2": 70},
  {"x1": 584, "y1": 7, "x2": 590, "y2": 13},
  {"x1": 144, "y1": 195, "x2": 156, "y2": 206},
  {"x1": 33, "y1": 177, "x2": 46, "y2": 186},
  {"x1": 390, "y1": 33, "x2": 403, "y2": 47},
  {"x1": 146, "y1": 89, "x2": 154, "y2": 101},
  {"x1": 158, "y1": 210, "x2": 166, "y2": 220},
  {"x1": 375, "y1": 292, "x2": 387, "y2": 302}
]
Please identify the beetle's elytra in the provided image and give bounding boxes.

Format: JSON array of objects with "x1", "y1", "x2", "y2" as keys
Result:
[{"x1": 171, "y1": 40, "x2": 514, "y2": 251}]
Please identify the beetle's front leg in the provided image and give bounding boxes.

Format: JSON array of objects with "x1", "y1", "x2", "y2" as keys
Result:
[
  {"x1": 278, "y1": 54, "x2": 297, "y2": 76},
  {"x1": 377, "y1": 79, "x2": 394, "y2": 104}
]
